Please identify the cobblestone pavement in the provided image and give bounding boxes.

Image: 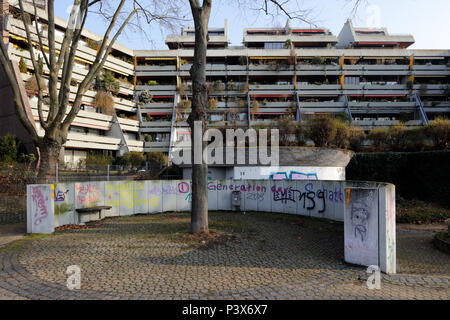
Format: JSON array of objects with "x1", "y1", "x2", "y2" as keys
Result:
[{"x1": 0, "y1": 212, "x2": 449, "y2": 300}]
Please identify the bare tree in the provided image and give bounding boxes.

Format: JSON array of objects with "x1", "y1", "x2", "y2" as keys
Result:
[
  {"x1": 186, "y1": 0, "x2": 365, "y2": 234},
  {"x1": 0, "y1": 0, "x2": 181, "y2": 182}
]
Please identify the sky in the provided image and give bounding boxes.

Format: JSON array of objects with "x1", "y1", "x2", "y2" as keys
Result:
[{"x1": 53, "y1": 0, "x2": 450, "y2": 50}]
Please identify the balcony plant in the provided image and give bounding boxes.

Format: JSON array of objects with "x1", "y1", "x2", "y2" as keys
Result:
[
  {"x1": 178, "y1": 99, "x2": 192, "y2": 111},
  {"x1": 213, "y1": 80, "x2": 225, "y2": 92},
  {"x1": 208, "y1": 98, "x2": 218, "y2": 110},
  {"x1": 147, "y1": 80, "x2": 159, "y2": 85},
  {"x1": 19, "y1": 57, "x2": 27, "y2": 74},
  {"x1": 95, "y1": 71, "x2": 120, "y2": 96},
  {"x1": 94, "y1": 91, "x2": 115, "y2": 116},
  {"x1": 139, "y1": 90, "x2": 153, "y2": 104},
  {"x1": 226, "y1": 80, "x2": 236, "y2": 91}
]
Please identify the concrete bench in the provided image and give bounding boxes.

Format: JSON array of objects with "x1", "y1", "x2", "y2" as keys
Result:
[{"x1": 75, "y1": 206, "x2": 112, "y2": 225}]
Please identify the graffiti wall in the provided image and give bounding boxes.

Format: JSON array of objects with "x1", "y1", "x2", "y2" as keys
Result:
[
  {"x1": 344, "y1": 188, "x2": 379, "y2": 269},
  {"x1": 27, "y1": 179, "x2": 396, "y2": 274},
  {"x1": 27, "y1": 184, "x2": 55, "y2": 234}
]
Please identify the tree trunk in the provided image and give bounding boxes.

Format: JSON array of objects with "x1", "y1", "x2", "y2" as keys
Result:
[
  {"x1": 36, "y1": 136, "x2": 62, "y2": 183},
  {"x1": 188, "y1": 3, "x2": 211, "y2": 234}
]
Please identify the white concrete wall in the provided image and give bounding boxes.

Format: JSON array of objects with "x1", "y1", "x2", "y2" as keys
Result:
[{"x1": 27, "y1": 179, "x2": 396, "y2": 273}]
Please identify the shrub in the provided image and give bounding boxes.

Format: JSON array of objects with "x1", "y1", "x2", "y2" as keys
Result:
[
  {"x1": 311, "y1": 56, "x2": 326, "y2": 65},
  {"x1": 367, "y1": 127, "x2": 388, "y2": 147},
  {"x1": 147, "y1": 152, "x2": 168, "y2": 167},
  {"x1": 238, "y1": 99, "x2": 247, "y2": 108},
  {"x1": 239, "y1": 82, "x2": 249, "y2": 94},
  {"x1": 208, "y1": 98, "x2": 218, "y2": 110},
  {"x1": 348, "y1": 127, "x2": 366, "y2": 151},
  {"x1": 94, "y1": 91, "x2": 115, "y2": 115},
  {"x1": 95, "y1": 71, "x2": 120, "y2": 95},
  {"x1": 86, "y1": 38, "x2": 99, "y2": 51},
  {"x1": 85, "y1": 154, "x2": 114, "y2": 166},
  {"x1": 332, "y1": 120, "x2": 350, "y2": 149},
  {"x1": 144, "y1": 134, "x2": 152, "y2": 142},
  {"x1": 124, "y1": 152, "x2": 146, "y2": 167},
  {"x1": 294, "y1": 123, "x2": 308, "y2": 147},
  {"x1": 226, "y1": 81, "x2": 236, "y2": 91},
  {"x1": 19, "y1": 57, "x2": 27, "y2": 73},
  {"x1": 405, "y1": 127, "x2": 428, "y2": 151},
  {"x1": 307, "y1": 114, "x2": 336, "y2": 147},
  {"x1": 147, "y1": 80, "x2": 158, "y2": 85},
  {"x1": 0, "y1": 134, "x2": 19, "y2": 163},
  {"x1": 139, "y1": 90, "x2": 152, "y2": 104},
  {"x1": 179, "y1": 99, "x2": 191, "y2": 111},
  {"x1": 213, "y1": 80, "x2": 225, "y2": 92},
  {"x1": 37, "y1": 56, "x2": 44, "y2": 76},
  {"x1": 25, "y1": 76, "x2": 47, "y2": 92},
  {"x1": 424, "y1": 117, "x2": 450, "y2": 149},
  {"x1": 386, "y1": 124, "x2": 409, "y2": 151},
  {"x1": 250, "y1": 100, "x2": 259, "y2": 113}
]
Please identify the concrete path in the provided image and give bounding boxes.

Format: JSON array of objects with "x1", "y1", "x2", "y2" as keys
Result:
[{"x1": 0, "y1": 212, "x2": 448, "y2": 300}]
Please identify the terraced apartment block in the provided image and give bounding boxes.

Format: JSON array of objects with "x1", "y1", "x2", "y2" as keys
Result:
[{"x1": 1, "y1": 0, "x2": 449, "y2": 166}]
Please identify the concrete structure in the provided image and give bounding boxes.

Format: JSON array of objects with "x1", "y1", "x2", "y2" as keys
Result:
[
  {"x1": 1, "y1": 0, "x2": 449, "y2": 165},
  {"x1": 27, "y1": 178, "x2": 397, "y2": 274},
  {"x1": 136, "y1": 20, "x2": 450, "y2": 157},
  {"x1": 181, "y1": 147, "x2": 354, "y2": 181}
]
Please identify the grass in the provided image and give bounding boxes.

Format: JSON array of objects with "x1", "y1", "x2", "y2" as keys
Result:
[
  {"x1": 397, "y1": 199, "x2": 450, "y2": 224},
  {"x1": 436, "y1": 231, "x2": 450, "y2": 243},
  {"x1": 0, "y1": 234, "x2": 52, "y2": 253}
]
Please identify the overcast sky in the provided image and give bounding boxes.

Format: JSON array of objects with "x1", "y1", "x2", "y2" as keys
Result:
[{"x1": 53, "y1": 0, "x2": 450, "y2": 50}]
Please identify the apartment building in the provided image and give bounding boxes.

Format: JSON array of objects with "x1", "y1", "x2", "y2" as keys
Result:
[
  {"x1": 135, "y1": 20, "x2": 450, "y2": 157},
  {"x1": 0, "y1": 0, "x2": 142, "y2": 167},
  {"x1": 1, "y1": 0, "x2": 449, "y2": 166}
]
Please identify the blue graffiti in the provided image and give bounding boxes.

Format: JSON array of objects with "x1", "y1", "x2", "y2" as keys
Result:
[{"x1": 269, "y1": 171, "x2": 318, "y2": 181}]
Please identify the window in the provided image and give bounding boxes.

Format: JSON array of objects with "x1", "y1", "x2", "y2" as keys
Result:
[{"x1": 264, "y1": 42, "x2": 285, "y2": 49}]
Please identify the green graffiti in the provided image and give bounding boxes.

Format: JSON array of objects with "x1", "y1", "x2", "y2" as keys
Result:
[{"x1": 55, "y1": 203, "x2": 74, "y2": 216}]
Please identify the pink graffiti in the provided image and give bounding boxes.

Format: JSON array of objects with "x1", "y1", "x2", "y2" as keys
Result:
[
  {"x1": 31, "y1": 186, "x2": 49, "y2": 226},
  {"x1": 178, "y1": 182, "x2": 190, "y2": 194},
  {"x1": 76, "y1": 184, "x2": 99, "y2": 207}
]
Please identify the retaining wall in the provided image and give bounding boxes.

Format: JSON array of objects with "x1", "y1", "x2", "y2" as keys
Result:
[{"x1": 27, "y1": 179, "x2": 396, "y2": 274}]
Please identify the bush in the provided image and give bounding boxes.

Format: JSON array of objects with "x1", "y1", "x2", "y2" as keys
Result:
[
  {"x1": 348, "y1": 127, "x2": 366, "y2": 151},
  {"x1": 332, "y1": 120, "x2": 350, "y2": 149},
  {"x1": 347, "y1": 151, "x2": 450, "y2": 208},
  {"x1": 0, "y1": 134, "x2": 20, "y2": 163},
  {"x1": 95, "y1": 71, "x2": 120, "y2": 95},
  {"x1": 386, "y1": 124, "x2": 409, "y2": 151},
  {"x1": 213, "y1": 80, "x2": 225, "y2": 92},
  {"x1": 179, "y1": 99, "x2": 191, "y2": 111},
  {"x1": 294, "y1": 123, "x2": 308, "y2": 147},
  {"x1": 144, "y1": 134, "x2": 152, "y2": 142},
  {"x1": 124, "y1": 152, "x2": 145, "y2": 167},
  {"x1": 147, "y1": 152, "x2": 168, "y2": 167},
  {"x1": 226, "y1": 81, "x2": 236, "y2": 91},
  {"x1": 139, "y1": 90, "x2": 152, "y2": 104},
  {"x1": 25, "y1": 76, "x2": 47, "y2": 92},
  {"x1": 85, "y1": 154, "x2": 114, "y2": 166},
  {"x1": 405, "y1": 127, "x2": 428, "y2": 151},
  {"x1": 424, "y1": 117, "x2": 450, "y2": 150},
  {"x1": 307, "y1": 114, "x2": 336, "y2": 147},
  {"x1": 94, "y1": 91, "x2": 115, "y2": 115},
  {"x1": 250, "y1": 100, "x2": 259, "y2": 113},
  {"x1": 19, "y1": 57, "x2": 27, "y2": 73},
  {"x1": 367, "y1": 127, "x2": 388, "y2": 147},
  {"x1": 208, "y1": 98, "x2": 218, "y2": 110}
]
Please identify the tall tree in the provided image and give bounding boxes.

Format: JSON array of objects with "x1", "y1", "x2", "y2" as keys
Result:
[
  {"x1": 0, "y1": 0, "x2": 181, "y2": 182},
  {"x1": 186, "y1": 0, "x2": 364, "y2": 234}
]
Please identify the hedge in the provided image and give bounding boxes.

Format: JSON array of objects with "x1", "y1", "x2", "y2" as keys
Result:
[{"x1": 346, "y1": 151, "x2": 450, "y2": 207}]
